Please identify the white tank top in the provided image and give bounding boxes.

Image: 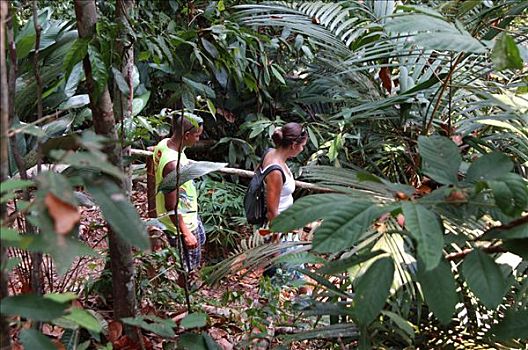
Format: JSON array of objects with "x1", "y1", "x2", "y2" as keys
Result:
[{"x1": 261, "y1": 163, "x2": 295, "y2": 214}]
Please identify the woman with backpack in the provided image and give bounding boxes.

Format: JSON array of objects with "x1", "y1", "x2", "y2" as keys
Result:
[
  {"x1": 259, "y1": 122, "x2": 308, "y2": 282},
  {"x1": 261, "y1": 122, "x2": 308, "y2": 224}
]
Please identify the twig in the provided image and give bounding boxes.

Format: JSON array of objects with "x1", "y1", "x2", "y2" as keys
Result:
[{"x1": 445, "y1": 245, "x2": 505, "y2": 261}]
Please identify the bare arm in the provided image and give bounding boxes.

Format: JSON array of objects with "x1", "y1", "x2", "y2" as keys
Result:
[
  {"x1": 265, "y1": 170, "x2": 283, "y2": 222},
  {"x1": 162, "y1": 161, "x2": 198, "y2": 248}
]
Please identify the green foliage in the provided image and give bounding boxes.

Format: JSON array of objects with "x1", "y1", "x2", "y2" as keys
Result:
[
  {"x1": 19, "y1": 329, "x2": 56, "y2": 350},
  {"x1": 491, "y1": 33, "x2": 524, "y2": 71},
  {"x1": 85, "y1": 176, "x2": 149, "y2": 250},
  {"x1": 416, "y1": 259, "x2": 458, "y2": 325},
  {"x1": 180, "y1": 312, "x2": 208, "y2": 329},
  {"x1": 122, "y1": 315, "x2": 176, "y2": 337},
  {"x1": 270, "y1": 134, "x2": 527, "y2": 346},
  {"x1": 197, "y1": 177, "x2": 247, "y2": 253},
  {"x1": 352, "y1": 257, "x2": 394, "y2": 326},
  {"x1": 401, "y1": 202, "x2": 443, "y2": 271},
  {"x1": 461, "y1": 249, "x2": 509, "y2": 310},
  {"x1": 418, "y1": 135, "x2": 461, "y2": 185}
]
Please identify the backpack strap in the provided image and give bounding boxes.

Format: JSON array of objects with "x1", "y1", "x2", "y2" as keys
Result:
[{"x1": 260, "y1": 164, "x2": 286, "y2": 183}]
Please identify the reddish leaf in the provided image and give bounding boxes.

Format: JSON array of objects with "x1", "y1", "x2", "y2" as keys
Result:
[
  {"x1": 379, "y1": 67, "x2": 392, "y2": 93},
  {"x1": 108, "y1": 321, "x2": 123, "y2": 342},
  {"x1": 44, "y1": 193, "x2": 80, "y2": 235}
]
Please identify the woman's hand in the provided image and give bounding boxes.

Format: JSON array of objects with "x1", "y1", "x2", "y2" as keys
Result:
[{"x1": 183, "y1": 233, "x2": 198, "y2": 249}]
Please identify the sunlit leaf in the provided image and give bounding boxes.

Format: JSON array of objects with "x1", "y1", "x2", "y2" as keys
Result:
[{"x1": 461, "y1": 249, "x2": 508, "y2": 309}]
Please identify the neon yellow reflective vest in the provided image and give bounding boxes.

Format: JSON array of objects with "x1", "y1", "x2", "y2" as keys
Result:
[{"x1": 153, "y1": 138, "x2": 198, "y2": 233}]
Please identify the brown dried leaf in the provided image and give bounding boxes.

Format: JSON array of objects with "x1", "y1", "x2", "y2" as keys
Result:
[
  {"x1": 44, "y1": 193, "x2": 80, "y2": 235},
  {"x1": 108, "y1": 321, "x2": 123, "y2": 342}
]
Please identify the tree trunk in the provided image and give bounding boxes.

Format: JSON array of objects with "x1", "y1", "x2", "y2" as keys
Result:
[
  {"x1": 0, "y1": 2, "x2": 12, "y2": 348},
  {"x1": 114, "y1": 0, "x2": 135, "y2": 196},
  {"x1": 73, "y1": 0, "x2": 139, "y2": 341}
]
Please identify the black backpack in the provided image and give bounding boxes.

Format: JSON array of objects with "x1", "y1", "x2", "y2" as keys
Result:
[{"x1": 244, "y1": 164, "x2": 285, "y2": 226}]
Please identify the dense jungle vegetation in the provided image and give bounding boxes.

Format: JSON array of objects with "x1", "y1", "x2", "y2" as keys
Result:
[{"x1": 0, "y1": 0, "x2": 527, "y2": 349}]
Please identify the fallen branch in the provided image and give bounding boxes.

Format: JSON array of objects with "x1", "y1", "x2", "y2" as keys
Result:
[{"x1": 131, "y1": 148, "x2": 335, "y2": 193}]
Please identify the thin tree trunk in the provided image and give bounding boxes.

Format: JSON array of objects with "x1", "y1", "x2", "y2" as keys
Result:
[
  {"x1": 73, "y1": 0, "x2": 139, "y2": 342},
  {"x1": 30, "y1": 0, "x2": 43, "y2": 310},
  {"x1": 114, "y1": 0, "x2": 135, "y2": 196},
  {"x1": 0, "y1": 1, "x2": 11, "y2": 348}
]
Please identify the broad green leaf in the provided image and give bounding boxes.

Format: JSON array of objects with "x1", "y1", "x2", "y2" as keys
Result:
[
  {"x1": 385, "y1": 14, "x2": 458, "y2": 34},
  {"x1": 182, "y1": 88, "x2": 195, "y2": 111},
  {"x1": 50, "y1": 150, "x2": 124, "y2": 180},
  {"x1": 62, "y1": 308, "x2": 102, "y2": 333},
  {"x1": 58, "y1": 95, "x2": 90, "y2": 110},
  {"x1": 181, "y1": 312, "x2": 208, "y2": 329},
  {"x1": 417, "y1": 259, "x2": 457, "y2": 324},
  {"x1": 112, "y1": 67, "x2": 130, "y2": 96},
  {"x1": 271, "y1": 65, "x2": 286, "y2": 84},
  {"x1": 19, "y1": 329, "x2": 56, "y2": 350},
  {"x1": 201, "y1": 38, "x2": 218, "y2": 58},
  {"x1": 179, "y1": 333, "x2": 208, "y2": 350},
  {"x1": 63, "y1": 38, "x2": 90, "y2": 81},
  {"x1": 461, "y1": 249, "x2": 508, "y2": 309},
  {"x1": 415, "y1": 32, "x2": 485, "y2": 53},
  {"x1": 87, "y1": 45, "x2": 109, "y2": 99},
  {"x1": 122, "y1": 315, "x2": 176, "y2": 337},
  {"x1": 271, "y1": 194, "x2": 354, "y2": 232},
  {"x1": 1, "y1": 179, "x2": 34, "y2": 197},
  {"x1": 206, "y1": 99, "x2": 216, "y2": 117},
  {"x1": 85, "y1": 178, "x2": 149, "y2": 250},
  {"x1": 353, "y1": 257, "x2": 394, "y2": 326},
  {"x1": 213, "y1": 66, "x2": 228, "y2": 88},
  {"x1": 465, "y1": 152, "x2": 513, "y2": 183},
  {"x1": 401, "y1": 203, "x2": 443, "y2": 270},
  {"x1": 312, "y1": 202, "x2": 387, "y2": 253},
  {"x1": 272, "y1": 194, "x2": 384, "y2": 252},
  {"x1": 37, "y1": 172, "x2": 77, "y2": 206},
  {"x1": 1, "y1": 294, "x2": 68, "y2": 321},
  {"x1": 1, "y1": 227, "x2": 22, "y2": 243},
  {"x1": 183, "y1": 77, "x2": 215, "y2": 99},
  {"x1": 306, "y1": 126, "x2": 318, "y2": 148},
  {"x1": 418, "y1": 135, "x2": 461, "y2": 185},
  {"x1": 64, "y1": 62, "x2": 85, "y2": 98},
  {"x1": 132, "y1": 91, "x2": 151, "y2": 117},
  {"x1": 27, "y1": 231, "x2": 96, "y2": 275},
  {"x1": 158, "y1": 161, "x2": 227, "y2": 193},
  {"x1": 491, "y1": 33, "x2": 524, "y2": 71},
  {"x1": 16, "y1": 34, "x2": 36, "y2": 60},
  {"x1": 490, "y1": 309, "x2": 528, "y2": 341},
  {"x1": 319, "y1": 251, "x2": 385, "y2": 275},
  {"x1": 498, "y1": 173, "x2": 528, "y2": 217},
  {"x1": 44, "y1": 292, "x2": 77, "y2": 303},
  {"x1": 487, "y1": 180, "x2": 514, "y2": 216}
]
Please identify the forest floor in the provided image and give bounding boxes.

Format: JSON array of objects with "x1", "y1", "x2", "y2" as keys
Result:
[{"x1": 7, "y1": 181, "x2": 321, "y2": 350}]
